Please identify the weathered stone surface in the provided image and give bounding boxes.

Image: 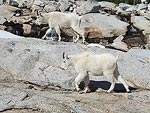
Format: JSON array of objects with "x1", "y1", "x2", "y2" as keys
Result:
[
  {"x1": 81, "y1": 13, "x2": 129, "y2": 38},
  {"x1": 0, "y1": 0, "x2": 3, "y2": 5},
  {"x1": 44, "y1": 5, "x2": 57, "y2": 12},
  {"x1": 0, "y1": 88, "x2": 76, "y2": 113},
  {"x1": 118, "y1": 3, "x2": 132, "y2": 10},
  {"x1": 0, "y1": 16, "x2": 6, "y2": 25},
  {"x1": 0, "y1": 38, "x2": 150, "y2": 90},
  {"x1": 0, "y1": 30, "x2": 24, "y2": 38},
  {"x1": 0, "y1": 86, "x2": 150, "y2": 113},
  {"x1": 131, "y1": 15, "x2": 150, "y2": 35},
  {"x1": 59, "y1": 0, "x2": 72, "y2": 12},
  {"x1": 0, "y1": 5, "x2": 15, "y2": 21},
  {"x1": 139, "y1": 10, "x2": 150, "y2": 20},
  {"x1": 84, "y1": 27, "x2": 103, "y2": 38},
  {"x1": 111, "y1": 41, "x2": 128, "y2": 51},
  {"x1": 0, "y1": 36, "x2": 150, "y2": 113},
  {"x1": 111, "y1": 35, "x2": 129, "y2": 51},
  {"x1": 0, "y1": 1, "x2": 150, "y2": 112},
  {"x1": 75, "y1": 0, "x2": 101, "y2": 15},
  {"x1": 127, "y1": 49, "x2": 150, "y2": 62},
  {"x1": 23, "y1": 24, "x2": 32, "y2": 36},
  {"x1": 98, "y1": 1, "x2": 116, "y2": 9},
  {"x1": 118, "y1": 49, "x2": 150, "y2": 88},
  {"x1": 9, "y1": 16, "x2": 33, "y2": 24},
  {"x1": 137, "y1": 3, "x2": 148, "y2": 11}
]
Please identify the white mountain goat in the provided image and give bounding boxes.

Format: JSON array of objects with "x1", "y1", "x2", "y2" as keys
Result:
[
  {"x1": 36, "y1": 12, "x2": 85, "y2": 43},
  {"x1": 61, "y1": 52, "x2": 130, "y2": 93}
]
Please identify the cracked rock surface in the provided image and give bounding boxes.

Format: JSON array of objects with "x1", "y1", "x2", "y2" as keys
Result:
[
  {"x1": 0, "y1": 82, "x2": 150, "y2": 113},
  {"x1": 0, "y1": 38, "x2": 150, "y2": 113}
]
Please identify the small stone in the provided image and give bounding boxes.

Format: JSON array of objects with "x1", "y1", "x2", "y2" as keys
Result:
[
  {"x1": 75, "y1": 99, "x2": 80, "y2": 102},
  {"x1": 128, "y1": 95, "x2": 134, "y2": 100},
  {"x1": 7, "y1": 48, "x2": 13, "y2": 53}
]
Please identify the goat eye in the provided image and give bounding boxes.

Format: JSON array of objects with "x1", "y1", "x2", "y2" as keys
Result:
[{"x1": 63, "y1": 60, "x2": 66, "y2": 63}]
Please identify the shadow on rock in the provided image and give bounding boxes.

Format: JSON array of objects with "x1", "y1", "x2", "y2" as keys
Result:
[{"x1": 89, "y1": 80, "x2": 136, "y2": 93}]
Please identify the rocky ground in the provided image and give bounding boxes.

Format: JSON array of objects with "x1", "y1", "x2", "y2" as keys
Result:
[
  {"x1": 0, "y1": 78, "x2": 150, "y2": 113},
  {"x1": 0, "y1": 0, "x2": 150, "y2": 50},
  {"x1": 0, "y1": 0, "x2": 150, "y2": 113},
  {"x1": 0, "y1": 38, "x2": 150, "y2": 113}
]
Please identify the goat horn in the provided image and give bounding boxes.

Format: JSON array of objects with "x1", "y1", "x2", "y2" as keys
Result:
[{"x1": 63, "y1": 52, "x2": 65, "y2": 59}]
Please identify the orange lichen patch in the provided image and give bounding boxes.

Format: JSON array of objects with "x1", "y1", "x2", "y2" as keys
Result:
[{"x1": 84, "y1": 27, "x2": 103, "y2": 38}]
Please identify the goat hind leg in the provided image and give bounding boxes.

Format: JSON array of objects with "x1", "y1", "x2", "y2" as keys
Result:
[
  {"x1": 55, "y1": 26, "x2": 61, "y2": 41},
  {"x1": 118, "y1": 76, "x2": 130, "y2": 92},
  {"x1": 83, "y1": 74, "x2": 90, "y2": 93},
  {"x1": 104, "y1": 72, "x2": 116, "y2": 93}
]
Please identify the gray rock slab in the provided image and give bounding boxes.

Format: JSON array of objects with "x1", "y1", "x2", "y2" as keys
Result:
[
  {"x1": 81, "y1": 13, "x2": 129, "y2": 38},
  {"x1": 131, "y1": 15, "x2": 150, "y2": 35},
  {"x1": 1, "y1": 86, "x2": 150, "y2": 113},
  {"x1": 75, "y1": 0, "x2": 100, "y2": 15},
  {"x1": 0, "y1": 38, "x2": 150, "y2": 90}
]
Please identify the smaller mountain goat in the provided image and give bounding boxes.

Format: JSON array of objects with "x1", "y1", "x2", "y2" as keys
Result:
[
  {"x1": 61, "y1": 52, "x2": 130, "y2": 93},
  {"x1": 36, "y1": 12, "x2": 85, "y2": 43}
]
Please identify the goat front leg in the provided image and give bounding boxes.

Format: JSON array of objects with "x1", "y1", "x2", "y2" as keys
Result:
[
  {"x1": 75, "y1": 72, "x2": 88, "y2": 92},
  {"x1": 42, "y1": 28, "x2": 52, "y2": 40},
  {"x1": 83, "y1": 74, "x2": 90, "y2": 93},
  {"x1": 73, "y1": 26, "x2": 85, "y2": 44}
]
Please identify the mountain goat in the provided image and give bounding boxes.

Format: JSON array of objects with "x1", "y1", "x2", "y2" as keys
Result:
[
  {"x1": 36, "y1": 12, "x2": 85, "y2": 43},
  {"x1": 61, "y1": 52, "x2": 130, "y2": 93}
]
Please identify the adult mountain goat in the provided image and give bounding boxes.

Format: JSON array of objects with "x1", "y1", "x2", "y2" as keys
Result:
[
  {"x1": 36, "y1": 12, "x2": 85, "y2": 43},
  {"x1": 61, "y1": 52, "x2": 130, "y2": 93}
]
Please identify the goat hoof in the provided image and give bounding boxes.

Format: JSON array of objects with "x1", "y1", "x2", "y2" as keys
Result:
[
  {"x1": 127, "y1": 90, "x2": 131, "y2": 93},
  {"x1": 77, "y1": 89, "x2": 81, "y2": 92},
  {"x1": 82, "y1": 41, "x2": 88, "y2": 45},
  {"x1": 75, "y1": 87, "x2": 81, "y2": 92},
  {"x1": 79, "y1": 91, "x2": 84, "y2": 94},
  {"x1": 107, "y1": 90, "x2": 112, "y2": 93},
  {"x1": 74, "y1": 40, "x2": 78, "y2": 43}
]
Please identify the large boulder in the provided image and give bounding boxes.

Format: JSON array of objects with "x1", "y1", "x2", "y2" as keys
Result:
[
  {"x1": 98, "y1": 1, "x2": 116, "y2": 10},
  {"x1": 0, "y1": 5, "x2": 16, "y2": 22},
  {"x1": 0, "y1": 30, "x2": 24, "y2": 38},
  {"x1": 0, "y1": 88, "x2": 76, "y2": 112},
  {"x1": 0, "y1": 38, "x2": 150, "y2": 90},
  {"x1": 131, "y1": 15, "x2": 150, "y2": 35},
  {"x1": 131, "y1": 15, "x2": 150, "y2": 43},
  {"x1": 0, "y1": 0, "x2": 3, "y2": 5},
  {"x1": 0, "y1": 16, "x2": 6, "y2": 25},
  {"x1": 75, "y1": 0, "x2": 101, "y2": 15},
  {"x1": 59, "y1": 0, "x2": 72, "y2": 12},
  {"x1": 81, "y1": 13, "x2": 129, "y2": 38},
  {"x1": 111, "y1": 35, "x2": 129, "y2": 51}
]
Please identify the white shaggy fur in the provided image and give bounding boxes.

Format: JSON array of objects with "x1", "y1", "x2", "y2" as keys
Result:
[
  {"x1": 37, "y1": 12, "x2": 85, "y2": 43},
  {"x1": 61, "y1": 52, "x2": 130, "y2": 93}
]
